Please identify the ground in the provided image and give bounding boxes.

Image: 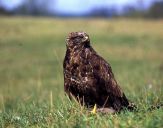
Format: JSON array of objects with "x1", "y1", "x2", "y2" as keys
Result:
[{"x1": 0, "y1": 17, "x2": 163, "y2": 128}]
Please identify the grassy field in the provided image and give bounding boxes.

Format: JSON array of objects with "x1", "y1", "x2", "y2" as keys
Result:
[{"x1": 0, "y1": 17, "x2": 163, "y2": 128}]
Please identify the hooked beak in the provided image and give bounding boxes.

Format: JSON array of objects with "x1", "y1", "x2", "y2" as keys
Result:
[{"x1": 82, "y1": 35, "x2": 89, "y2": 42}]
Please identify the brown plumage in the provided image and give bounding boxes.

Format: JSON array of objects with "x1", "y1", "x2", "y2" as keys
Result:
[{"x1": 63, "y1": 31, "x2": 133, "y2": 112}]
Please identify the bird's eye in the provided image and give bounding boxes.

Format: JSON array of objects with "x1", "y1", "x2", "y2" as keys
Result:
[
  {"x1": 71, "y1": 36, "x2": 80, "y2": 39},
  {"x1": 74, "y1": 36, "x2": 82, "y2": 40},
  {"x1": 79, "y1": 35, "x2": 84, "y2": 38},
  {"x1": 71, "y1": 36, "x2": 82, "y2": 43}
]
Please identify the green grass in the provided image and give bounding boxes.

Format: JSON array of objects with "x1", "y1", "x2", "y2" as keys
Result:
[{"x1": 0, "y1": 17, "x2": 163, "y2": 128}]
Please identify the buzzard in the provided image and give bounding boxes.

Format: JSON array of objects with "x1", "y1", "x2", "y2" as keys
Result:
[{"x1": 63, "y1": 32, "x2": 134, "y2": 113}]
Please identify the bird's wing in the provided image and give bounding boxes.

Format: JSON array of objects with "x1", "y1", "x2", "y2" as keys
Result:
[{"x1": 89, "y1": 52, "x2": 123, "y2": 98}]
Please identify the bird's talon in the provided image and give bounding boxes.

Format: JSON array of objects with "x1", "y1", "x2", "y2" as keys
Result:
[{"x1": 91, "y1": 104, "x2": 97, "y2": 114}]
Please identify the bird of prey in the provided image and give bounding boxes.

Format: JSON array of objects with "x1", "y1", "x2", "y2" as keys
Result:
[{"x1": 63, "y1": 32, "x2": 134, "y2": 113}]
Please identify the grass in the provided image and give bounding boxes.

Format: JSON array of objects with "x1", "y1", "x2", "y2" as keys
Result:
[{"x1": 0, "y1": 16, "x2": 163, "y2": 128}]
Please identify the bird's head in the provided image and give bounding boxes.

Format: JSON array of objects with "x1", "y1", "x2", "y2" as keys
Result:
[{"x1": 66, "y1": 32, "x2": 90, "y2": 49}]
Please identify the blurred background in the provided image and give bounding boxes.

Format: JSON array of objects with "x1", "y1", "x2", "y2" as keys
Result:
[{"x1": 0, "y1": 0, "x2": 163, "y2": 18}]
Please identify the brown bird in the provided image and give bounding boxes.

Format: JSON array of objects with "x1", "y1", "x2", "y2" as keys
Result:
[{"x1": 63, "y1": 32, "x2": 134, "y2": 113}]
